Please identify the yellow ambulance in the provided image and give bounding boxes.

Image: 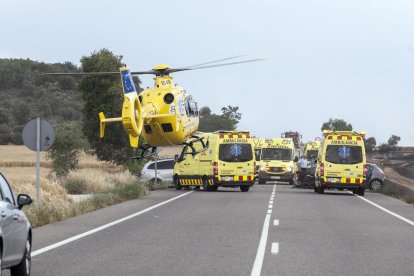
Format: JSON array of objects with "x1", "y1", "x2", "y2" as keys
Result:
[
  {"x1": 173, "y1": 131, "x2": 256, "y2": 192},
  {"x1": 252, "y1": 138, "x2": 297, "y2": 185},
  {"x1": 314, "y1": 130, "x2": 367, "y2": 196},
  {"x1": 303, "y1": 140, "x2": 321, "y2": 163}
]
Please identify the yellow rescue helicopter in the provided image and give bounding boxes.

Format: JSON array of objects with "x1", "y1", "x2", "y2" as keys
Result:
[{"x1": 46, "y1": 56, "x2": 263, "y2": 158}]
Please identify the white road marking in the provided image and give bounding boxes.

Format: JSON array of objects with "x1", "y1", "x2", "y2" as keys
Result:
[
  {"x1": 268, "y1": 204, "x2": 273, "y2": 209},
  {"x1": 251, "y1": 213, "x2": 271, "y2": 276},
  {"x1": 269, "y1": 200, "x2": 273, "y2": 204},
  {"x1": 267, "y1": 209, "x2": 272, "y2": 214},
  {"x1": 349, "y1": 192, "x2": 414, "y2": 226},
  {"x1": 271, "y1": 242, "x2": 279, "y2": 255},
  {"x1": 31, "y1": 191, "x2": 194, "y2": 257},
  {"x1": 274, "y1": 219, "x2": 279, "y2": 226}
]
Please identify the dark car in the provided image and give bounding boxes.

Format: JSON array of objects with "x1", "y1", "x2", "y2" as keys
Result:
[
  {"x1": 366, "y1": 163, "x2": 386, "y2": 192},
  {"x1": 0, "y1": 172, "x2": 33, "y2": 276}
]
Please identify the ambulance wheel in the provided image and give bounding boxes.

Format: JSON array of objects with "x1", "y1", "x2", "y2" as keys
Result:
[
  {"x1": 258, "y1": 179, "x2": 265, "y2": 184},
  {"x1": 358, "y1": 187, "x2": 365, "y2": 196},
  {"x1": 317, "y1": 185, "x2": 324, "y2": 194},
  {"x1": 240, "y1": 186, "x2": 250, "y2": 192},
  {"x1": 314, "y1": 186, "x2": 318, "y2": 193},
  {"x1": 211, "y1": 185, "x2": 218, "y2": 191},
  {"x1": 203, "y1": 177, "x2": 211, "y2": 191},
  {"x1": 352, "y1": 189, "x2": 358, "y2": 194},
  {"x1": 174, "y1": 175, "x2": 182, "y2": 190}
]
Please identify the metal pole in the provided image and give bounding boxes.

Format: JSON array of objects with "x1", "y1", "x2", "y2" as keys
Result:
[
  {"x1": 154, "y1": 153, "x2": 157, "y2": 186},
  {"x1": 36, "y1": 118, "x2": 40, "y2": 203}
]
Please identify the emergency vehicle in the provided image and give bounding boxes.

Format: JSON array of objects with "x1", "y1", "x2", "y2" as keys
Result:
[
  {"x1": 314, "y1": 130, "x2": 367, "y2": 196},
  {"x1": 303, "y1": 140, "x2": 321, "y2": 163},
  {"x1": 173, "y1": 131, "x2": 256, "y2": 192},
  {"x1": 253, "y1": 138, "x2": 297, "y2": 185}
]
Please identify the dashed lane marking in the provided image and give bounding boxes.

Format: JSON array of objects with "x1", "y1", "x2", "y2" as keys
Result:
[{"x1": 271, "y1": 242, "x2": 279, "y2": 255}]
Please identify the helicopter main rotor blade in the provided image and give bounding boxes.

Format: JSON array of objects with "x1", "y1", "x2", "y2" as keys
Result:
[
  {"x1": 166, "y1": 58, "x2": 266, "y2": 73},
  {"x1": 179, "y1": 55, "x2": 245, "y2": 69},
  {"x1": 43, "y1": 72, "x2": 119, "y2": 76}
]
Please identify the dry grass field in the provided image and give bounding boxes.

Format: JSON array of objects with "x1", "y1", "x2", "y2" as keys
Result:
[
  {"x1": 0, "y1": 145, "x2": 151, "y2": 227},
  {"x1": 0, "y1": 145, "x2": 132, "y2": 200}
]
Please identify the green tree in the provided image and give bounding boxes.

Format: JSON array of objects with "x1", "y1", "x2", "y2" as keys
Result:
[
  {"x1": 199, "y1": 106, "x2": 211, "y2": 116},
  {"x1": 198, "y1": 114, "x2": 235, "y2": 132},
  {"x1": 321, "y1": 118, "x2": 353, "y2": 132},
  {"x1": 221, "y1": 105, "x2": 242, "y2": 127},
  {"x1": 388, "y1": 135, "x2": 401, "y2": 147},
  {"x1": 48, "y1": 122, "x2": 87, "y2": 178},
  {"x1": 364, "y1": 137, "x2": 376, "y2": 152},
  {"x1": 198, "y1": 105, "x2": 242, "y2": 132},
  {"x1": 79, "y1": 49, "x2": 141, "y2": 164}
]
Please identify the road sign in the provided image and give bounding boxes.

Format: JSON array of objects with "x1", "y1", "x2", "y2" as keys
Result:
[
  {"x1": 22, "y1": 118, "x2": 55, "y2": 203},
  {"x1": 22, "y1": 119, "x2": 55, "y2": 151}
]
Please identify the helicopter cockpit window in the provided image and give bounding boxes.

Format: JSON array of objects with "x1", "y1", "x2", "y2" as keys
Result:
[
  {"x1": 189, "y1": 101, "x2": 198, "y2": 116},
  {"x1": 184, "y1": 97, "x2": 198, "y2": 117}
]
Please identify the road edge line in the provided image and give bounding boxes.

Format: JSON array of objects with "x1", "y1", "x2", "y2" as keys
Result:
[
  {"x1": 32, "y1": 191, "x2": 194, "y2": 257},
  {"x1": 348, "y1": 192, "x2": 414, "y2": 226}
]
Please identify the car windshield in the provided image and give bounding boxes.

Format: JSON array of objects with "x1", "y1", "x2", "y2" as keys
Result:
[
  {"x1": 262, "y1": 148, "x2": 292, "y2": 161},
  {"x1": 219, "y1": 143, "x2": 253, "y2": 162},
  {"x1": 325, "y1": 145, "x2": 363, "y2": 164}
]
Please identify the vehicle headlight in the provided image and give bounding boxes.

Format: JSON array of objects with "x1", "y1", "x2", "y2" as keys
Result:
[
  {"x1": 259, "y1": 166, "x2": 265, "y2": 171},
  {"x1": 285, "y1": 167, "x2": 293, "y2": 172}
]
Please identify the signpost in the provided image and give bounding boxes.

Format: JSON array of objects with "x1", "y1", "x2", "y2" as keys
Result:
[{"x1": 22, "y1": 118, "x2": 55, "y2": 203}]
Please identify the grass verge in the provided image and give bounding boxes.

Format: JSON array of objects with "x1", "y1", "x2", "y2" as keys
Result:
[
  {"x1": 380, "y1": 180, "x2": 414, "y2": 205},
  {"x1": 25, "y1": 179, "x2": 148, "y2": 228}
]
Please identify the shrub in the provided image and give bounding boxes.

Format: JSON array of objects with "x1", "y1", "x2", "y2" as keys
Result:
[{"x1": 64, "y1": 178, "x2": 87, "y2": 194}]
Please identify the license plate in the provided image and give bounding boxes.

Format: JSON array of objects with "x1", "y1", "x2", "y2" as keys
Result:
[
  {"x1": 271, "y1": 176, "x2": 281, "y2": 180},
  {"x1": 222, "y1": 176, "x2": 233, "y2": 181},
  {"x1": 327, "y1": 178, "x2": 338, "y2": 182}
]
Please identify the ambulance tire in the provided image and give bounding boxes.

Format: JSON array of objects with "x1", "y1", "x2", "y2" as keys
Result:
[
  {"x1": 203, "y1": 177, "x2": 211, "y2": 191},
  {"x1": 358, "y1": 187, "x2": 365, "y2": 196},
  {"x1": 240, "y1": 186, "x2": 250, "y2": 192},
  {"x1": 352, "y1": 189, "x2": 358, "y2": 194},
  {"x1": 211, "y1": 185, "x2": 218, "y2": 191},
  {"x1": 174, "y1": 175, "x2": 182, "y2": 190},
  {"x1": 317, "y1": 185, "x2": 324, "y2": 194},
  {"x1": 314, "y1": 186, "x2": 318, "y2": 193}
]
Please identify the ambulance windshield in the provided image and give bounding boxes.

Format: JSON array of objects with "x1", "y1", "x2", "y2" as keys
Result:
[
  {"x1": 325, "y1": 145, "x2": 363, "y2": 164},
  {"x1": 262, "y1": 148, "x2": 292, "y2": 161},
  {"x1": 306, "y1": 150, "x2": 318, "y2": 159},
  {"x1": 219, "y1": 144, "x2": 253, "y2": 162}
]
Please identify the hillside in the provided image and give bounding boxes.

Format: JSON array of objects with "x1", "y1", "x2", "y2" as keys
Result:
[{"x1": 0, "y1": 58, "x2": 82, "y2": 144}]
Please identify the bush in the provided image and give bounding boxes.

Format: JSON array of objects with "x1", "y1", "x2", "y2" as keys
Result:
[{"x1": 64, "y1": 178, "x2": 87, "y2": 194}]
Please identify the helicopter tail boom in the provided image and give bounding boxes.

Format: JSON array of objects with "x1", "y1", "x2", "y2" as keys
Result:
[{"x1": 99, "y1": 112, "x2": 122, "y2": 138}]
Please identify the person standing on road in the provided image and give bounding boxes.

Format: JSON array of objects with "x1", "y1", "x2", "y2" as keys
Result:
[
  {"x1": 296, "y1": 155, "x2": 308, "y2": 185},
  {"x1": 298, "y1": 155, "x2": 308, "y2": 172}
]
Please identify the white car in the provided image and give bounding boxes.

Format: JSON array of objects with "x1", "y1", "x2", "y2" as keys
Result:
[{"x1": 139, "y1": 159, "x2": 175, "y2": 184}]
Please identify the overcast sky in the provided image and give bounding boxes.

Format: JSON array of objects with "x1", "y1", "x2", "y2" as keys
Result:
[{"x1": 1, "y1": 0, "x2": 413, "y2": 146}]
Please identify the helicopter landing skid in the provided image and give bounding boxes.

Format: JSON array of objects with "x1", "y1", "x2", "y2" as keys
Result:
[
  {"x1": 184, "y1": 135, "x2": 209, "y2": 156},
  {"x1": 131, "y1": 145, "x2": 157, "y2": 160}
]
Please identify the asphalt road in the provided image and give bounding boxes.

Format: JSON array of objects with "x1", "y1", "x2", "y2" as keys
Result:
[{"x1": 18, "y1": 184, "x2": 414, "y2": 275}]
